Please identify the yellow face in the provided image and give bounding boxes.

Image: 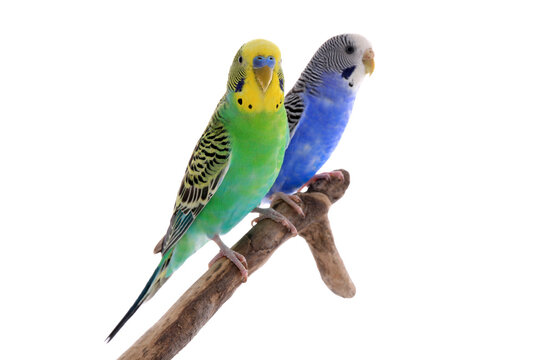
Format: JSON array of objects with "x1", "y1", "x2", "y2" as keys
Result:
[{"x1": 227, "y1": 39, "x2": 285, "y2": 113}]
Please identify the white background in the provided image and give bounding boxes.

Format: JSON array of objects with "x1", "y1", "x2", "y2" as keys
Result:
[{"x1": 1, "y1": 1, "x2": 539, "y2": 359}]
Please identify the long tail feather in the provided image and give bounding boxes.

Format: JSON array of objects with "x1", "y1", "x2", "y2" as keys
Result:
[{"x1": 105, "y1": 249, "x2": 173, "y2": 342}]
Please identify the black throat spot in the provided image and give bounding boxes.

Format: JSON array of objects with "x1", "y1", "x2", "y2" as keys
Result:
[
  {"x1": 235, "y1": 78, "x2": 245, "y2": 92},
  {"x1": 341, "y1": 66, "x2": 356, "y2": 80}
]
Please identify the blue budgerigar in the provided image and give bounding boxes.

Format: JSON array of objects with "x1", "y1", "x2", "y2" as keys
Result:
[{"x1": 253, "y1": 34, "x2": 374, "y2": 232}]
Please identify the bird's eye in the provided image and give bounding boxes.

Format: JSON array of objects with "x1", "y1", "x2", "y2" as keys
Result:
[
  {"x1": 238, "y1": 56, "x2": 243, "y2": 64},
  {"x1": 345, "y1": 46, "x2": 355, "y2": 54},
  {"x1": 268, "y1": 56, "x2": 274, "y2": 61}
]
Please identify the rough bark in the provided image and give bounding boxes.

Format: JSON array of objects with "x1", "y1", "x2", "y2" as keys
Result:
[{"x1": 118, "y1": 169, "x2": 354, "y2": 360}]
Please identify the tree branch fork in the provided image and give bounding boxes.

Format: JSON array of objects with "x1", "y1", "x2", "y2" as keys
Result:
[{"x1": 118, "y1": 169, "x2": 354, "y2": 360}]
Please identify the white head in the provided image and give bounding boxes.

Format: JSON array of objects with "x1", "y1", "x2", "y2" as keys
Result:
[{"x1": 299, "y1": 33, "x2": 374, "y2": 93}]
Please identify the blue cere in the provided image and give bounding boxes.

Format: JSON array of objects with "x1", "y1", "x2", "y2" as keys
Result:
[{"x1": 253, "y1": 55, "x2": 276, "y2": 69}]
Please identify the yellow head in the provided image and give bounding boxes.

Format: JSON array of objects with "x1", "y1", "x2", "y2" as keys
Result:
[{"x1": 226, "y1": 39, "x2": 284, "y2": 113}]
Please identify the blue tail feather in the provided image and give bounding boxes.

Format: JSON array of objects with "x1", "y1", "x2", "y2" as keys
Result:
[{"x1": 105, "y1": 249, "x2": 173, "y2": 342}]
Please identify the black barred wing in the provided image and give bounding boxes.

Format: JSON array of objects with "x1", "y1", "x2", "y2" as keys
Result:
[
  {"x1": 284, "y1": 90, "x2": 305, "y2": 139},
  {"x1": 157, "y1": 119, "x2": 231, "y2": 254}
]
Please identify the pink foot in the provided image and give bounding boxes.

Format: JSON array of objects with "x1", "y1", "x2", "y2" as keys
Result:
[
  {"x1": 270, "y1": 192, "x2": 305, "y2": 217},
  {"x1": 299, "y1": 171, "x2": 344, "y2": 191},
  {"x1": 251, "y1": 207, "x2": 298, "y2": 236},
  {"x1": 209, "y1": 236, "x2": 248, "y2": 282}
]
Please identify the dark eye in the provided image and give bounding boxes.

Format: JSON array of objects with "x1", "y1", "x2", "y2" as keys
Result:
[
  {"x1": 345, "y1": 46, "x2": 355, "y2": 54},
  {"x1": 238, "y1": 56, "x2": 243, "y2": 63}
]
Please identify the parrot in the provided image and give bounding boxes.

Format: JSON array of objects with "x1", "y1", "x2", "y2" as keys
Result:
[
  {"x1": 106, "y1": 39, "x2": 288, "y2": 342},
  {"x1": 252, "y1": 34, "x2": 375, "y2": 233}
]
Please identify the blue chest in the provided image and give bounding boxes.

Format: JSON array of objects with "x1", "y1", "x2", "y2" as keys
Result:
[{"x1": 268, "y1": 74, "x2": 357, "y2": 196}]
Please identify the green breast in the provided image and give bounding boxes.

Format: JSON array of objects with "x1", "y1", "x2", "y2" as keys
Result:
[{"x1": 194, "y1": 103, "x2": 288, "y2": 236}]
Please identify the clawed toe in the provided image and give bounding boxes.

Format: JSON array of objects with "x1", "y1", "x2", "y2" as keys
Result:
[
  {"x1": 299, "y1": 170, "x2": 344, "y2": 191},
  {"x1": 210, "y1": 236, "x2": 249, "y2": 282},
  {"x1": 251, "y1": 207, "x2": 298, "y2": 235},
  {"x1": 328, "y1": 170, "x2": 345, "y2": 181},
  {"x1": 289, "y1": 194, "x2": 302, "y2": 204},
  {"x1": 271, "y1": 192, "x2": 305, "y2": 217}
]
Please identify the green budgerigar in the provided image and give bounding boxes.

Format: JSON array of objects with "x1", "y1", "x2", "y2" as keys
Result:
[{"x1": 106, "y1": 39, "x2": 288, "y2": 341}]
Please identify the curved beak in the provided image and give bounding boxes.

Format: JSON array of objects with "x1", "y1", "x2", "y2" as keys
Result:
[
  {"x1": 254, "y1": 66, "x2": 273, "y2": 93},
  {"x1": 362, "y1": 48, "x2": 375, "y2": 76}
]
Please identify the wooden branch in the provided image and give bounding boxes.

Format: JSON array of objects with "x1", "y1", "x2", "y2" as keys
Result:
[{"x1": 118, "y1": 169, "x2": 354, "y2": 360}]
